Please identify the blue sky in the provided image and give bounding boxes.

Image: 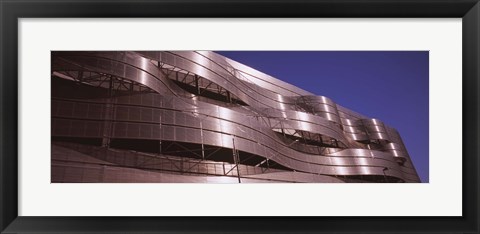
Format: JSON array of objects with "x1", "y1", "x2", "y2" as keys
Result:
[{"x1": 216, "y1": 51, "x2": 429, "y2": 182}]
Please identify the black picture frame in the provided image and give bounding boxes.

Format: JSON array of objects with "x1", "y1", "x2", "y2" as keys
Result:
[{"x1": 1, "y1": 0, "x2": 478, "y2": 233}]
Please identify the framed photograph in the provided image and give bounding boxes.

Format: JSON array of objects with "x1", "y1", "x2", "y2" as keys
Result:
[{"x1": 1, "y1": 0, "x2": 478, "y2": 233}]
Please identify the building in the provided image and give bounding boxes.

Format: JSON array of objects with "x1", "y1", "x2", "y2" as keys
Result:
[{"x1": 51, "y1": 51, "x2": 421, "y2": 183}]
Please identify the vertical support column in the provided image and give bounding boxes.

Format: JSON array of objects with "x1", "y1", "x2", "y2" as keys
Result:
[
  {"x1": 232, "y1": 136, "x2": 241, "y2": 183},
  {"x1": 226, "y1": 91, "x2": 232, "y2": 103},
  {"x1": 102, "y1": 77, "x2": 115, "y2": 148},
  {"x1": 382, "y1": 167, "x2": 389, "y2": 183},
  {"x1": 200, "y1": 121, "x2": 205, "y2": 160},
  {"x1": 108, "y1": 76, "x2": 113, "y2": 96},
  {"x1": 77, "y1": 70, "x2": 83, "y2": 83},
  {"x1": 180, "y1": 157, "x2": 184, "y2": 174},
  {"x1": 195, "y1": 75, "x2": 200, "y2": 95},
  {"x1": 159, "y1": 113, "x2": 162, "y2": 155}
]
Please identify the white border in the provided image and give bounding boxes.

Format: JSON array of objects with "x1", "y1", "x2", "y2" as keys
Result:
[{"x1": 19, "y1": 18, "x2": 462, "y2": 216}]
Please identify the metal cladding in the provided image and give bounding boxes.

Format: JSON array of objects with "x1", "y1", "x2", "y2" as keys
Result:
[{"x1": 51, "y1": 51, "x2": 421, "y2": 183}]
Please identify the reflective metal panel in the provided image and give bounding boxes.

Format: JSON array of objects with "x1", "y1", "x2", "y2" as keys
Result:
[{"x1": 51, "y1": 51, "x2": 422, "y2": 183}]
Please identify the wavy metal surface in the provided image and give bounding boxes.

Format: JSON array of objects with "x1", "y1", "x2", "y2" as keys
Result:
[{"x1": 51, "y1": 51, "x2": 421, "y2": 182}]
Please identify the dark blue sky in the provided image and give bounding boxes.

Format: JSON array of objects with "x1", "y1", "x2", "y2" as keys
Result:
[{"x1": 216, "y1": 51, "x2": 429, "y2": 183}]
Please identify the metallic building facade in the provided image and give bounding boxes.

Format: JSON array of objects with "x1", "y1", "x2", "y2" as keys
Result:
[{"x1": 51, "y1": 51, "x2": 421, "y2": 183}]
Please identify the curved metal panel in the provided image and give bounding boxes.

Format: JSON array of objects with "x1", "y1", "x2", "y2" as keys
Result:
[{"x1": 51, "y1": 51, "x2": 422, "y2": 183}]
